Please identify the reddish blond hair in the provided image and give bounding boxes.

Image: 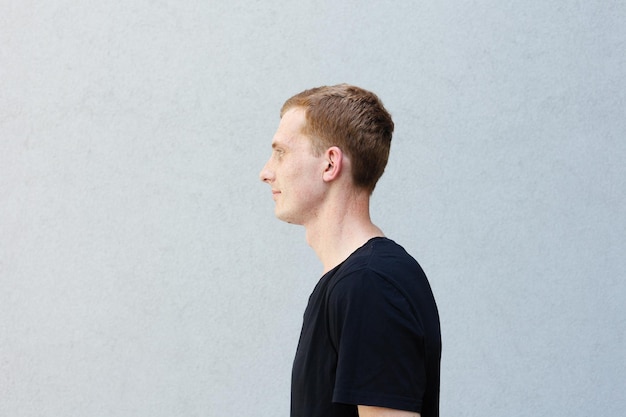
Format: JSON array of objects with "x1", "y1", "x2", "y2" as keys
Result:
[{"x1": 281, "y1": 84, "x2": 394, "y2": 193}]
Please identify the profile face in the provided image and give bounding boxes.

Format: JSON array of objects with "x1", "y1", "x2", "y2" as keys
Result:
[{"x1": 259, "y1": 108, "x2": 328, "y2": 225}]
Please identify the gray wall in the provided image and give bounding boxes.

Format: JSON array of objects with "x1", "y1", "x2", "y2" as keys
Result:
[{"x1": 2, "y1": 1, "x2": 625, "y2": 416}]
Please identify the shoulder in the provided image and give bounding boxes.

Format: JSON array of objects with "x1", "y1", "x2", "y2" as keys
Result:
[
  {"x1": 326, "y1": 262, "x2": 410, "y2": 317},
  {"x1": 327, "y1": 237, "x2": 421, "y2": 293},
  {"x1": 324, "y1": 237, "x2": 431, "y2": 318}
]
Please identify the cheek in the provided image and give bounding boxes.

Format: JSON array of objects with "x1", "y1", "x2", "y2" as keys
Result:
[
  {"x1": 282, "y1": 157, "x2": 324, "y2": 194},
  {"x1": 294, "y1": 177, "x2": 325, "y2": 202}
]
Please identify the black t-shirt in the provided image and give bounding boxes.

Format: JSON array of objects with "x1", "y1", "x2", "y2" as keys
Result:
[{"x1": 291, "y1": 237, "x2": 441, "y2": 417}]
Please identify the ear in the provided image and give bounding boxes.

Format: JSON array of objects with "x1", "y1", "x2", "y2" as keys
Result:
[{"x1": 322, "y1": 146, "x2": 343, "y2": 183}]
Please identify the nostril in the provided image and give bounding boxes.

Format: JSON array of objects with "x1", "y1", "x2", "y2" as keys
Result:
[{"x1": 259, "y1": 165, "x2": 274, "y2": 183}]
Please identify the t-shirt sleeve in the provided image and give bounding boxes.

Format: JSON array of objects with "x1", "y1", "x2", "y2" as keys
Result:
[{"x1": 327, "y1": 268, "x2": 427, "y2": 412}]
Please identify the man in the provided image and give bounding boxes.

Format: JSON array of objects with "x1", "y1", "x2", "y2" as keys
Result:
[{"x1": 259, "y1": 84, "x2": 441, "y2": 417}]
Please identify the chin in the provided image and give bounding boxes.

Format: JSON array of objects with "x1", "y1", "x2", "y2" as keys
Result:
[{"x1": 275, "y1": 209, "x2": 304, "y2": 225}]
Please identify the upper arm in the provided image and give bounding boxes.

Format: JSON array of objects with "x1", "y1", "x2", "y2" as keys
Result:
[
  {"x1": 357, "y1": 405, "x2": 420, "y2": 417},
  {"x1": 328, "y1": 272, "x2": 426, "y2": 410}
]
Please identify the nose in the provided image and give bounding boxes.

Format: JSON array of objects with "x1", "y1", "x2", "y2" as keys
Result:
[{"x1": 259, "y1": 159, "x2": 274, "y2": 183}]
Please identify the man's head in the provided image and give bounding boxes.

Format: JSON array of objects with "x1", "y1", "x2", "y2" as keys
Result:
[{"x1": 280, "y1": 84, "x2": 394, "y2": 194}]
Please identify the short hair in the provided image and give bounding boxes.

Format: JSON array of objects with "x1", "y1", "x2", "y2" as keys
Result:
[{"x1": 281, "y1": 84, "x2": 394, "y2": 194}]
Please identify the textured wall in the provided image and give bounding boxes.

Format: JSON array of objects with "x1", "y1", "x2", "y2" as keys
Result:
[{"x1": 1, "y1": 1, "x2": 625, "y2": 416}]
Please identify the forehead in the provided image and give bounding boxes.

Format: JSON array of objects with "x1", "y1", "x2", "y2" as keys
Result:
[{"x1": 272, "y1": 107, "x2": 309, "y2": 148}]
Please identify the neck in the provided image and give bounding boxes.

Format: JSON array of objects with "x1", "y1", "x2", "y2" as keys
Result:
[{"x1": 304, "y1": 190, "x2": 384, "y2": 274}]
